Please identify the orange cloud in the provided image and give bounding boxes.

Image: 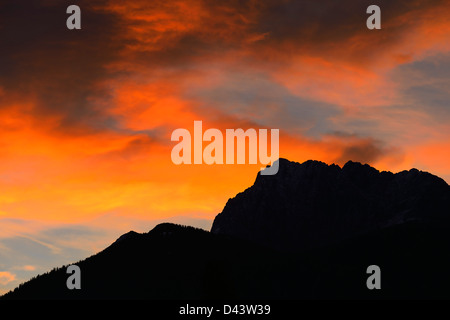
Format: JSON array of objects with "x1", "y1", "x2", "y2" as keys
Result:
[
  {"x1": 20, "y1": 265, "x2": 36, "y2": 271},
  {"x1": 0, "y1": 272, "x2": 15, "y2": 286}
]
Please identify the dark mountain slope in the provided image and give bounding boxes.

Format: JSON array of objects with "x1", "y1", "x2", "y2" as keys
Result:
[
  {"x1": 2, "y1": 223, "x2": 279, "y2": 299},
  {"x1": 212, "y1": 159, "x2": 450, "y2": 252},
  {"x1": 4, "y1": 221, "x2": 450, "y2": 299}
]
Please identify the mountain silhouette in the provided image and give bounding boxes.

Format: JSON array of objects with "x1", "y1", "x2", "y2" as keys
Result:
[
  {"x1": 212, "y1": 159, "x2": 450, "y2": 251},
  {"x1": 2, "y1": 159, "x2": 450, "y2": 299}
]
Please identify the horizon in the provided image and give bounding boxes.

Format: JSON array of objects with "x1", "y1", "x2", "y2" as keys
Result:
[{"x1": 1, "y1": 0, "x2": 449, "y2": 295}]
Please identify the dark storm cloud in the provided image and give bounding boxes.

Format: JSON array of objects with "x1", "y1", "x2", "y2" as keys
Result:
[
  {"x1": 0, "y1": 0, "x2": 124, "y2": 133},
  {"x1": 337, "y1": 139, "x2": 384, "y2": 164},
  {"x1": 0, "y1": 0, "x2": 446, "y2": 134},
  {"x1": 247, "y1": 0, "x2": 447, "y2": 64},
  {"x1": 0, "y1": 0, "x2": 260, "y2": 134},
  {"x1": 255, "y1": 0, "x2": 442, "y2": 41},
  {"x1": 329, "y1": 132, "x2": 394, "y2": 165}
]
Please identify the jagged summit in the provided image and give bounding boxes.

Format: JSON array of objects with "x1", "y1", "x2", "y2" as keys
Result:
[{"x1": 212, "y1": 159, "x2": 450, "y2": 251}]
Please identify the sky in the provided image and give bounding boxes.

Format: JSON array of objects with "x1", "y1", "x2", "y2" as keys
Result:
[{"x1": 0, "y1": 0, "x2": 449, "y2": 294}]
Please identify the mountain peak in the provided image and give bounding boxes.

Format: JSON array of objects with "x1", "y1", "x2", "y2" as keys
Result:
[
  {"x1": 342, "y1": 160, "x2": 378, "y2": 171},
  {"x1": 213, "y1": 159, "x2": 450, "y2": 251},
  {"x1": 149, "y1": 222, "x2": 183, "y2": 234},
  {"x1": 113, "y1": 230, "x2": 139, "y2": 244}
]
